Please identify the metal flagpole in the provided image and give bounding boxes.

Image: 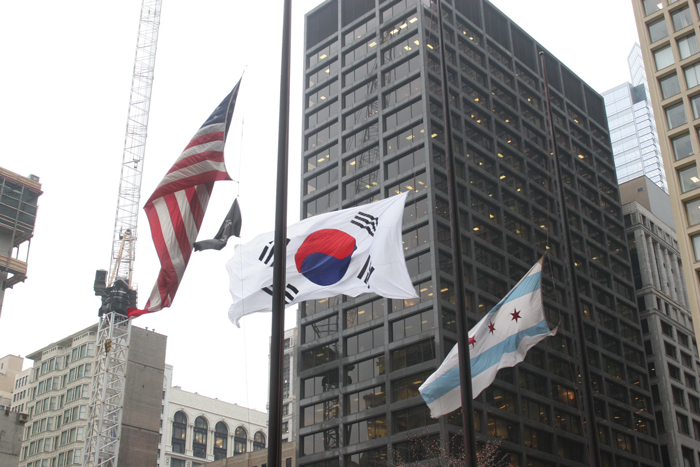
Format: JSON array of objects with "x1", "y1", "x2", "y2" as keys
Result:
[
  {"x1": 538, "y1": 51, "x2": 600, "y2": 467},
  {"x1": 434, "y1": 1, "x2": 477, "y2": 466},
  {"x1": 268, "y1": 1, "x2": 292, "y2": 467}
]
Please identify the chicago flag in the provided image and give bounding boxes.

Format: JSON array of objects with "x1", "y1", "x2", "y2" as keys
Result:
[
  {"x1": 419, "y1": 256, "x2": 557, "y2": 418},
  {"x1": 227, "y1": 192, "x2": 416, "y2": 327}
]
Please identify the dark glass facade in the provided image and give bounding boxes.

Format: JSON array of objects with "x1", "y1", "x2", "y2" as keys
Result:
[{"x1": 298, "y1": 1, "x2": 661, "y2": 466}]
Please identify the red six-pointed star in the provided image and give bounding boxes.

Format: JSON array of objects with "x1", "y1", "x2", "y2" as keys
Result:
[
  {"x1": 511, "y1": 308, "x2": 521, "y2": 322},
  {"x1": 469, "y1": 336, "x2": 476, "y2": 347},
  {"x1": 488, "y1": 322, "x2": 496, "y2": 334}
]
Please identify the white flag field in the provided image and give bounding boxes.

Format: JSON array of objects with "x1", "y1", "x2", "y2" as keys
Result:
[
  {"x1": 227, "y1": 192, "x2": 417, "y2": 326},
  {"x1": 419, "y1": 256, "x2": 557, "y2": 418}
]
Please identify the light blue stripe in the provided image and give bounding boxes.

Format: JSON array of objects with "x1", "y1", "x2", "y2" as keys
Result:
[
  {"x1": 484, "y1": 272, "x2": 541, "y2": 318},
  {"x1": 420, "y1": 319, "x2": 550, "y2": 405}
]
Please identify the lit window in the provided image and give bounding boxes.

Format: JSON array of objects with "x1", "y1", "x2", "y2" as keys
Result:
[
  {"x1": 172, "y1": 412, "x2": 187, "y2": 455},
  {"x1": 666, "y1": 102, "x2": 688, "y2": 129},
  {"x1": 679, "y1": 165, "x2": 700, "y2": 192},
  {"x1": 193, "y1": 416, "x2": 208, "y2": 459},
  {"x1": 643, "y1": 0, "x2": 663, "y2": 15},
  {"x1": 253, "y1": 431, "x2": 266, "y2": 451},
  {"x1": 234, "y1": 426, "x2": 247, "y2": 455}
]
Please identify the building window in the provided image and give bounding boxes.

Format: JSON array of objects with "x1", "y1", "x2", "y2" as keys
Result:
[
  {"x1": 685, "y1": 198, "x2": 700, "y2": 225},
  {"x1": 234, "y1": 427, "x2": 247, "y2": 455},
  {"x1": 253, "y1": 431, "x2": 266, "y2": 451},
  {"x1": 687, "y1": 62, "x2": 700, "y2": 89},
  {"x1": 692, "y1": 95, "x2": 700, "y2": 119},
  {"x1": 193, "y1": 416, "x2": 208, "y2": 459},
  {"x1": 302, "y1": 399, "x2": 339, "y2": 427},
  {"x1": 649, "y1": 17, "x2": 669, "y2": 42},
  {"x1": 679, "y1": 34, "x2": 700, "y2": 60},
  {"x1": 643, "y1": 0, "x2": 663, "y2": 15},
  {"x1": 667, "y1": 102, "x2": 688, "y2": 129},
  {"x1": 655, "y1": 45, "x2": 674, "y2": 70},
  {"x1": 673, "y1": 6, "x2": 693, "y2": 31},
  {"x1": 679, "y1": 165, "x2": 700, "y2": 192},
  {"x1": 673, "y1": 133, "x2": 694, "y2": 160},
  {"x1": 214, "y1": 422, "x2": 228, "y2": 461},
  {"x1": 691, "y1": 234, "x2": 700, "y2": 261},
  {"x1": 661, "y1": 73, "x2": 681, "y2": 99},
  {"x1": 172, "y1": 411, "x2": 187, "y2": 454},
  {"x1": 678, "y1": 412, "x2": 691, "y2": 434},
  {"x1": 346, "y1": 415, "x2": 388, "y2": 444}
]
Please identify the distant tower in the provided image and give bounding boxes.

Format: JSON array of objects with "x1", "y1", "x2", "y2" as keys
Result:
[
  {"x1": 602, "y1": 44, "x2": 667, "y2": 193},
  {"x1": 0, "y1": 167, "x2": 42, "y2": 317}
]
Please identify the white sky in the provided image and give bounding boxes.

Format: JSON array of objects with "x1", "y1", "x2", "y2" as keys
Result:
[{"x1": 0, "y1": 0, "x2": 639, "y2": 413}]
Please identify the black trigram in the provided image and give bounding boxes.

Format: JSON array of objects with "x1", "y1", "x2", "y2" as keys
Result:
[
  {"x1": 351, "y1": 212, "x2": 378, "y2": 236},
  {"x1": 258, "y1": 238, "x2": 291, "y2": 266},
  {"x1": 262, "y1": 283, "x2": 299, "y2": 304},
  {"x1": 357, "y1": 256, "x2": 375, "y2": 287}
]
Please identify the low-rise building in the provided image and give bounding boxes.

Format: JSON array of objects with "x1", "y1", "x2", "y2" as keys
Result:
[{"x1": 159, "y1": 370, "x2": 268, "y2": 467}]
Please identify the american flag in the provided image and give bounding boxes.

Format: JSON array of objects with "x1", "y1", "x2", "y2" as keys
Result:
[{"x1": 128, "y1": 79, "x2": 241, "y2": 318}]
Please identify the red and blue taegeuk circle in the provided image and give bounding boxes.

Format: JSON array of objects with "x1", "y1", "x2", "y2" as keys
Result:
[{"x1": 295, "y1": 229, "x2": 356, "y2": 286}]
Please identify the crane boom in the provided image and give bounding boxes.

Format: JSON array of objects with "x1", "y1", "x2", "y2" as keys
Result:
[
  {"x1": 109, "y1": 0, "x2": 163, "y2": 287},
  {"x1": 84, "y1": 2, "x2": 163, "y2": 466}
]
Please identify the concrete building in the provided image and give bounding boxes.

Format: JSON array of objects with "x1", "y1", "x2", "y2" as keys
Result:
[
  {"x1": 282, "y1": 328, "x2": 298, "y2": 444},
  {"x1": 0, "y1": 354, "x2": 23, "y2": 407},
  {"x1": 159, "y1": 369, "x2": 268, "y2": 467},
  {"x1": 298, "y1": 0, "x2": 660, "y2": 466},
  {"x1": 631, "y1": 0, "x2": 700, "y2": 357},
  {"x1": 0, "y1": 167, "x2": 42, "y2": 317},
  {"x1": 17, "y1": 324, "x2": 166, "y2": 467},
  {"x1": 621, "y1": 176, "x2": 700, "y2": 466},
  {"x1": 603, "y1": 44, "x2": 667, "y2": 193},
  {"x1": 0, "y1": 409, "x2": 27, "y2": 467},
  {"x1": 11, "y1": 368, "x2": 32, "y2": 414}
]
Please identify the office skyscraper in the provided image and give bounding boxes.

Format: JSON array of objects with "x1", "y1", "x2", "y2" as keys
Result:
[
  {"x1": 630, "y1": 0, "x2": 700, "y2": 353},
  {"x1": 299, "y1": 1, "x2": 660, "y2": 466},
  {"x1": 602, "y1": 44, "x2": 667, "y2": 193},
  {"x1": 620, "y1": 176, "x2": 700, "y2": 466}
]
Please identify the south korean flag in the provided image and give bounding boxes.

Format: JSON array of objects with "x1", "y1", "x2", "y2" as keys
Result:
[{"x1": 227, "y1": 192, "x2": 417, "y2": 327}]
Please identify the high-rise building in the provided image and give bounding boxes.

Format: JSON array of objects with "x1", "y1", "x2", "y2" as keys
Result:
[
  {"x1": 602, "y1": 44, "x2": 667, "y2": 193},
  {"x1": 630, "y1": 0, "x2": 700, "y2": 350},
  {"x1": 17, "y1": 324, "x2": 166, "y2": 467},
  {"x1": 620, "y1": 176, "x2": 700, "y2": 466},
  {"x1": 298, "y1": 0, "x2": 660, "y2": 466},
  {"x1": 0, "y1": 167, "x2": 42, "y2": 317}
]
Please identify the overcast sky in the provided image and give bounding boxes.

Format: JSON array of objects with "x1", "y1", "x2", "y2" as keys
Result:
[{"x1": 0, "y1": 0, "x2": 639, "y2": 413}]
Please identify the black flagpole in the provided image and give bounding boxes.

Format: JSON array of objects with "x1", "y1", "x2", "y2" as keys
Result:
[
  {"x1": 268, "y1": 1, "x2": 292, "y2": 467},
  {"x1": 434, "y1": 1, "x2": 477, "y2": 466},
  {"x1": 539, "y1": 51, "x2": 600, "y2": 467}
]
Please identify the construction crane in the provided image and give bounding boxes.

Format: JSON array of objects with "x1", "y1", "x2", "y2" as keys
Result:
[{"x1": 84, "y1": 1, "x2": 163, "y2": 466}]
